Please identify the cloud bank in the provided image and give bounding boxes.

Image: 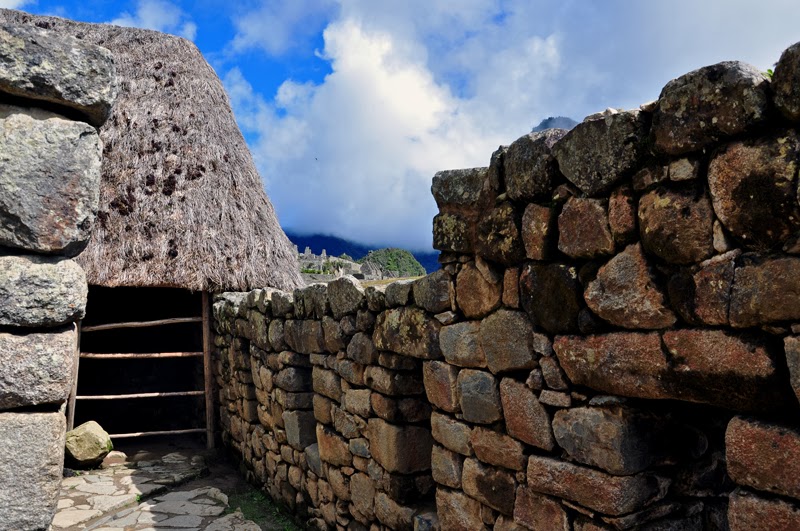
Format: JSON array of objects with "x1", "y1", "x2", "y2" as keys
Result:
[{"x1": 225, "y1": 0, "x2": 800, "y2": 250}]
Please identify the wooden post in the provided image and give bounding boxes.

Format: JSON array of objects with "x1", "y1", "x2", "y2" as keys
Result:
[
  {"x1": 202, "y1": 291, "x2": 215, "y2": 449},
  {"x1": 67, "y1": 322, "x2": 81, "y2": 431}
]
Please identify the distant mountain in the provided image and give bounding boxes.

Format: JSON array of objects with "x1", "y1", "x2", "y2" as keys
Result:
[
  {"x1": 532, "y1": 116, "x2": 578, "y2": 132},
  {"x1": 359, "y1": 248, "x2": 426, "y2": 277},
  {"x1": 285, "y1": 231, "x2": 440, "y2": 274}
]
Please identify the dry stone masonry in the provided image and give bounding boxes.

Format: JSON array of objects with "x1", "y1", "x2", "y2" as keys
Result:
[
  {"x1": 0, "y1": 23, "x2": 116, "y2": 530},
  {"x1": 214, "y1": 40, "x2": 800, "y2": 531}
]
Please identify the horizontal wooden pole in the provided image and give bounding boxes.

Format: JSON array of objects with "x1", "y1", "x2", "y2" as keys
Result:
[
  {"x1": 109, "y1": 428, "x2": 206, "y2": 439},
  {"x1": 81, "y1": 317, "x2": 202, "y2": 333},
  {"x1": 80, "y1": 352, "x2": 203, "y2": 359},
  {"x1": 76, "y1": 391, "x2": 204, "y2": 400}
]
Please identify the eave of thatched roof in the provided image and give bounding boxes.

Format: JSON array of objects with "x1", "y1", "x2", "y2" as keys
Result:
[{"x1": 0, "y1": 9, "x2": 303, "y2": 292}]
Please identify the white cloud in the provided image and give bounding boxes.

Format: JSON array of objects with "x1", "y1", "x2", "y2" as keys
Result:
[
  {"x1": 229, "y1": 0, "x2": 336, "y2": 56},
  {"x1": 110, "y1": 0, "x2": 196, "y2": 41},
  {"x1": 0, "y1": 0, "x2": 30, "y2": 8},
  {"x1": 226, "y1": 0, "x2": 800, "y2": 250}
]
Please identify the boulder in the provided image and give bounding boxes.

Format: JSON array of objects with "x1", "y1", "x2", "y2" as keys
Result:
[
  {"x1": 707, "y1": 131, "x2": 800, "y2": 250},
  {"x1": 552, "y1": 109, "x2": 648, "y2": 196},
  {"x1": 651, "y1": 61, "x2": 770, "y2": 155},
  {"x1": 65, "y1": 420, "x2": 112, "y2": 467},
  {"x1": 0, "y1": 412, "x2": 65, "y2": 530},
  {"x1": 0, "y1": 24, "x2": 117, "y2": 126},
  {"x1": 504, "y1": 129, "x2": 567, "y2": 200},
  {"x1": 0, "y1": 105, "x2": 101, "y2": 255}
]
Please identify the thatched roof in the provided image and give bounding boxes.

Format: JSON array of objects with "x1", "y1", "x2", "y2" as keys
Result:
[{"x1": 0, "y1": 9, "x2": 303, "y2": 292}]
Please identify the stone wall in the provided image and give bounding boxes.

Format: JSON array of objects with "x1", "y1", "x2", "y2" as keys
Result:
[
  {"x1": 0, "y1": 24, "x2": 116, "y2": 530},
  {"x1": 214, "y1": 44, "x2": 800, "y2": 530}
]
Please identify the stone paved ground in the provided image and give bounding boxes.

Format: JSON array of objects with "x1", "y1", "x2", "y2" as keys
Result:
[{"x1": 52, "y1": 449, "x2": 263, "y2": 531}]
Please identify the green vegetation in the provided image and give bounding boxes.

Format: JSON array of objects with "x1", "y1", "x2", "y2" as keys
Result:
[
  {"x1": 225, "y1": 489, "x2": 302, "y2": 531},
  {"x1": 358, "y1": 248, "x2": 426, "y2": 277}
]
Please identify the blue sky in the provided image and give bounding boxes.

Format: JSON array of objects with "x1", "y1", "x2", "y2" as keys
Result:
[{"x1": 5, "y1": 0, "x2": 800, "y2": 251}]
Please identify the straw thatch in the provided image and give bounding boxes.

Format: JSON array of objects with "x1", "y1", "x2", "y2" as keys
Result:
[{"x1": 0, "y1": 9, "x2": 303, "y2": 292}]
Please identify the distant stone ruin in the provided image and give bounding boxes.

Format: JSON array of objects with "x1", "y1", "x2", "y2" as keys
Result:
[{"x1": 296, "y1": 246, "x2": 399, "y2": 285}]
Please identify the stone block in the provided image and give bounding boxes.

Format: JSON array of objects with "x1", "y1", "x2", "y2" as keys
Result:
[
  {"x1": 332, "y1": 405, "x2": 364, "y2": 438},
  {"x1": 457, "y1": 369, "x2": 502, "y2": 424},
  {"x1": 668, "y1": 250, "x2": 737, "y2": 326},
  {"x1": 365, "y1": 285, "x2": 386, "y2": 312},
  {"x1": 336, "y1": 359, "x2": 365, "y2": 386},
  {"x1": 346, "y1": 332, "x2": 377, "y2": 365},
  {"x1": 432, "y1": 167, "x2": 487, "y2": 208},
  {"x1": 316, "y1": 424, "x2": 351, "y2": 467},
  {"x1": 786, "y1": 336, "x2": 800, "y2": 406},
  {"x1": 327, "y1": 276, "x2": 365, "y2": 319},
  {"x1": 430, "y1": 411, "x2": 473, "y2": 456},
  {"x1": 436, "y1": 488, "x2": 487, "y2": 531},
  {"x1": 728, "y1": 489, "x2": 800, "y2": 531},
  {"x1": 274, "y1": 367, "x2": 311, "y2": 392},
  {"x1": 413, "y1": 270, "x2": 452, "y2": 314},
  {"x1": 312, "y1": 367, "x2": 342, "y2": 402},
  {"x1": 514, "y1": 489, "x2": 570, "y2": 531},
  {"x1": 651, "y1": 61, "x2": 770, "y2": 155},
  {"x1": 522, "y1": 203, "x2": 557, "y2": 260},
  {"x1": 373, "y1": 307, "x2": 441, "y2": 359},
  {"x1": 608, "y1": 184, "x2": 637, "y2": 245},
  {"x1": 284, "y1": 320, "x2": 325, "y2": 354},
  {"x1": 709, "y1": 131, "x2": 800, "y2": 251},
  {"x1": 283, "y1": 410, "x2": 316, "y2": 451},
  {"x1": 502, "y1": 267, "x2": 520, "y2": 308},
  {"x1": 440, "y1": 321, "x2": 486, "y2": 368},
  {"x1": 455, "y1": 262, "x2": 501, "y2": 319},
  {"x1": 431, "y1": 444, "x2": 463, "y2": 488},
  {"x1": 367, "y1": 418, "x2": 432, "y2": 474},
  {"x1": 350, "y1": 472, "x2": 375, "y2": 521},
  {"x1": 0, "y1": 412, "x2": 65, "y2": 530},
  {"x1": 638, "y1": 185, "x2": 715, "y2": 264},
  {"x1": 476, "y1": 202, "x2": 525, "y2": 264},
  {"x1": 268, "y1": 319, "x2": 287, "y2": 351},
  {"x1": 504, "y1": 129, "x2": 566, "y2": 200},
  {"x1": 462, "y1": 458, "x2": 516, "y2": 515},
  {"x1": 370, "y1": 393, "x2": 431, "y2": 424},
  {"x1": 470, "y1": 427, "x2": 525, "y2": 471},
  {"x1": 374, "y1": 492, "x2": 416, "y2": 531},
  {"x1": 527, "y1": 455, "x2": 669, "y2": 516},
  {"x1": 726, "y1": 417, "x2": 800, "y2": 500},
  {"x1": 433, "y1": 212, "x2": 475, "y2": 254},
  {"x1": 342, "y1": 388, "x2": 372, "y2": 418},
  {"x1": 584, "y1": 243, "x2": 677, "y2": 330},
  {"x1": 364, "y1": 365, "x2": 424, "y2": 396},
  {"x1": 499, "y1": 378, "x2": 554, "y2": 451},
  {"x1": 520, "y1": 262, "x2": 582, "y2": 334},
  {"x1": 0, "y1": 25, "x2": 117, "y2": 126},
  {"x1": 0, "y1": 326, "x2": 75, "y2": 408},
  {"x1": 479, "y1": 309, "x2": 537, "y2": 374},
  {"x1": 558, "y1": 198, "x2": 615, "y2": 259},
  {"x1": 0, "y1": 105, "x2": 101, "y2": 255},
  {"x1": 730, "y1": 257, "x2": 800, "y2": 327},
  {"x1": 773, "y1": 41, "x2": 800, "y2": 121},
  {"x1": 423, "y1": 361, "x2": 460, "y2": 412},
  {"x1": 553, "y1": 405, "x2": 672, "y2": 475},
  {"x1": 322, "y1": 315, "x2": 345, "y2": 352},
  {"x1": 553, "y1": 109, "x2": 648, "y2": 195}
]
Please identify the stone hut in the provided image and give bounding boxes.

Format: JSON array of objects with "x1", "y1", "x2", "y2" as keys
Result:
[{"x1": 0, "y1": 9, "x2": 303, "y2": 448}]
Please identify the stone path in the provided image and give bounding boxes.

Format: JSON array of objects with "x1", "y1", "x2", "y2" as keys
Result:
[{"x1": 52, "y1": 450, "x2": 262, "y2": 531}]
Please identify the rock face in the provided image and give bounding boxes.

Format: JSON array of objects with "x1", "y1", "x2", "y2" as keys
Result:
[
  {"x1": 0, "y1": 327, "x2": 75, "y2": 409},
  {"x1": 0, "y1": 255, "x2": 87, "y2": 327},
  {"x1": 651, "y1": 61, "x2": 770, "y2": 155},
  {"x1": 504, "y1": 129, "x2": 567, "y2": 200},
  {"x1": 0, "y1": 412, "x2": 65, "y2": 531},
  {"x1": 707, "y1": 131, "x2": 800, "y2": 251},
  {"x1": 0, "y1": 24, "x2": 117, "y2": 126},
  {"x1": 0, "y1": 105, "x2": 102, "y2": 255},
  {"x1": 552, "y1": 110, "x2": 648, "y2": 196},
  {"x1": 65, "y1": 421, "x2": 113, "y2": 467},
  {"x1": 585, "y1": 244, "x2": 676, "y2": 329}
]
